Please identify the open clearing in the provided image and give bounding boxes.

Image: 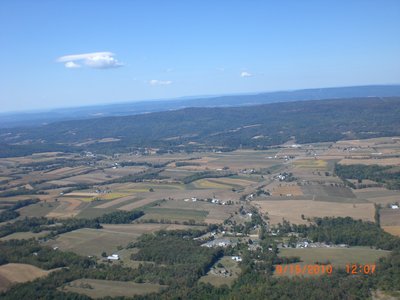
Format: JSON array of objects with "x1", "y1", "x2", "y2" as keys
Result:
[
  {"x1": 254, "y1": 200, "x2": 375, "y2": 225},
  {"x1": 0, "y1": 231, "x2": 50, "y2": 241},
  {"x1": 192, "y1": 179, "x2": 235, "y2": 189},
  {"x1": 199, "y1": 256, "x2": 241, "y2": 287},
  {"x1": 142, "y1": 207, "x2": 208, "y2": 222},
  {"x1": 46, "y1": 223, "x2": 204, "y2": 257},
  {"x1": 46, "y1": 198, "x2": 83, "y2": 218},
  {"x1": 278, "y1": 247, "x2": 390, "y2": 267},
  {"x1": 192, "y1": 177, "x2": 257, "y2": 190},
  {"x1": 0, "y1": 263, "x2": 51, "y2": 292},
  {"x1": 271, "y1": 184, "x2": 303, "y2": 196},
  {"x1": 142, "y1": 199, "x2": 239, "y2": 224},
  {"x1": 276, "y1": 247, "x2": 391, "y2": 277},
  {"x1": 60, "y1": 279, "x2": 166, "y2": 299},
  {"x1": 382, "y1": 226, "x2": 400, "y2": 237},
  {"x1": 338, "y1": 158, "x2": 400, "y2": 166},
  {"x1": 380, "y1": 208, "x2": 400, "y2": 226},
  {"x1": 293, "y1": 159, "x2": 328, "y2": 169},
  {"x1": 94, "y1": 195, "x2": 141, "y2": 209}
]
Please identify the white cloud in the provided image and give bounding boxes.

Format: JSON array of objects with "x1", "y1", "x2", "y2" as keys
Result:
[
  {"x1": 149, "y1": 79, "x2": 172, "y2": 86},
  {"x1": 65, "y1": 61, "x2": 81, "y2": 68},
  {"x1": 57, "y1": 52, "x2": 123, "y2": 69},
  {"x1": 240, "y1": 71, "x2": 252, "y2": 77}
]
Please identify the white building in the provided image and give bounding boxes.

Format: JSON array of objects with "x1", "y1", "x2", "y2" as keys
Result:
[{"x1": 107, "y1": 254, "x2": 120, "y2": 260}]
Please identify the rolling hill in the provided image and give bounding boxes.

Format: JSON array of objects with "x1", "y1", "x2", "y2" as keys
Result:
[{"x1": 1, "y1": 96, "x2": 400, "y2": 157}]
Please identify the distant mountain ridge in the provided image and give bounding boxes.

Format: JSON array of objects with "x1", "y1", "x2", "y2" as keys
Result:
[
  {"x1": 1, "y1": 84, "x2": 400, "y2": 128},
  {"x1": 1, "y1": 96, "x2": 400, "y2": 157}
]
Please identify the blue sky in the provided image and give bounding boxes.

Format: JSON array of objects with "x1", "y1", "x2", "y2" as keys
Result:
[{"x1": 1, "y1": 0, "x2": 399, "y2": 112}]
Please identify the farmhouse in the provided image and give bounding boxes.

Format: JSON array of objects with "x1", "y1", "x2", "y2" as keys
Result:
[
  {"x1": 107, "y1": 254, "x2": 120, "y2": 260},
  {"x1": 232, "y1": 256, "x2": 242, "y2": 262},
  {"x1": 390, "y1": 204, "x2": 399, "y2": 209}
]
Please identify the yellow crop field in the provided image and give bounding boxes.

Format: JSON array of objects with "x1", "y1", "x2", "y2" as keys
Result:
[
  {"x1": 254, "y1": 200, "x2": 375, "y2": 225},
  {"x1": 193, "y1": 179, "x2": 231, "y2": 189},
  {"x1": 293, "y1": 159, "x2": 327, "y2": 169},
  {"x1": 0, "y1": 263, "x2": 51, "y2": 292},
  {"x1": 382, "y1": 226, "x2": 400, "y2": 237}
]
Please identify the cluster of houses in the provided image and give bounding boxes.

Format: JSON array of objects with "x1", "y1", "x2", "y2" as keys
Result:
[
  {"x1": 277, "y1": 174, "x2": 287, "y2": 181},
  {"x1": 183, "y1": 197, "x2": 232, "y2": 205},
  {"x1": 95, "y1": 189, "x2": 111, "y2": 194},
  {"x1": 201, "y1": 238, "x2": 233, "y2": 248},
  {"x1": 293, "y1": 241, "x2": 348, "y2": 249},
  {"x1": 239, "y1": 168, "x2": 256, "y2": 174},
  {"x1": 83, "y1": 151, "x2": 96, "y2": 158}
]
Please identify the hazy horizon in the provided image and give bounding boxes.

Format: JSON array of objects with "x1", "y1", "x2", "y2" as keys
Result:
[
  {"x1": 1, "y1": 1, "x2": 399, "y2": 113},
  {"x1": 1, "y1": 83, "x2": 399, "y2": 115}
]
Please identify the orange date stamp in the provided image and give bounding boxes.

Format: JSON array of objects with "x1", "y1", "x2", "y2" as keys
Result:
[
  {"x1": 276, "y1": 264, "x2": 333, "y2": 275},
  {"x1": 345, "y1": 264, "x2": 376, "y2": 275},
  {"x1": 275, "y1": 264, "x2": 376, "y2": 276}
]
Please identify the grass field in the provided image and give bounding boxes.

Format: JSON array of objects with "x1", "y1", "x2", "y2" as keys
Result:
[
  {"x1": 94, "y1": 195, "x2": 142, "y2": 209},
  {"x1": 338, "y1": 158, "x2": 400, "y2": 166},
  {"x1": 0, "y1": 231, "x2": 50, "y2": 241},
  {"x1": 293, "y1": 159, "x2": 328, "y2": 169},
  {"x1": 60, "y1": 279, "x2": 166, "y2": 298},
  {"x1": 18, "y1": 202, "x2": 61, "y2": 218},
  {"x1": 254, "y1": 200, "x2": 375, "y2": 225},
  {"x1": 380, "y1": 208, "x2": 400, "y2": 226},
  {"x1": 46, "y1": 223, "x2": 203, "y2": 257},
  {"x1": 0, "y1": 263, "x2": 52, "y2": 292},
  {"x1": 46, "y1": 198, "x2": 85, "y2": 219},
  {"x1": 192, "y1": 179, "x2": 234, "y2": 189},
  {"x1": 278, "y1": 247, "x2": 390, "y2": 270},
  {"x1": 142, "y1": 207, "x2": 209, "y2": 222},
  {"x1": 272, "y1": 185, "x2": 303, "y2": 196},
  {"x1": 143, "y1": 199, "x2": 239, "y2": 224},
  {"x1": 199, "y1": 256, "x2": 241, "y2": 287}
]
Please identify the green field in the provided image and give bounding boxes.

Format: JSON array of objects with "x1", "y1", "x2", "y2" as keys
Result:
[
  {"x1": 0, "y1": 231, "x2": 50, "y2": 241},
  {"x1": 45, "y1": 227, "x2": 135, "y2": 257},
  {"x1": 279, "y1": 247, "x2": 390, "y2": 266},
  {"x1": 18, "y1": 202, "x2": 61, "y2": 218},
  {"x1": 46, "y1": 223, "x2": 200, "y2": 257},
  {"x1": 60, "y1": 279, "x2": 166, "y2": 298},
  {"x1": 277, "y1": 247, "x2": 391, "y2": 277},
  {"x1": 142, "y1": 207, "x2": 209, "y2": 222},
  {"x1": 293, "y1": 159, "x2": 328, "y2": 170}
]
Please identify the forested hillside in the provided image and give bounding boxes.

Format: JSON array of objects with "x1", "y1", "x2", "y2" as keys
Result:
[{"x1": 1, "y1": 97, "x2": 400, "y2": 156}]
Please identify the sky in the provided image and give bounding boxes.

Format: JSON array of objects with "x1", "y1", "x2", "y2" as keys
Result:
[{"x1": 1, "y1": 0, "x2": 399, "y2": 113}]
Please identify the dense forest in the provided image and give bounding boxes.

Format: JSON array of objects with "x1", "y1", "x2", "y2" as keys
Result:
[
  {"x1": 276, "y1": 217, "x2": 400, "y2": 250},
  {"x1": 1, "y1": 97, "x2": 400, "y2": 157},
  {"x1": 1, "y1": 218, "x2": 400, "y2": 299},
  {"x1": 335, "y1": 163, "x2": 400, "y2": 190},
  {"x1": 0, "y1": 210, "x2": 144, "y2": 238},
  {"x1": 0, "y1": 199, "x2": 39, "y2": 222}
]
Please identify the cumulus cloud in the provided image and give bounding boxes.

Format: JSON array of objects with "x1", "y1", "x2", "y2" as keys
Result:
[
  {"x1": 240, "y1": 71, "x2": 252, "y2": 77},
  {"x1": 57, "y1": 52, "x2": 123, "y2": 69},
  {"x1": 149, "y1": 79, "x2": 172, "y2": 86},
  {"x1": 65, "y1": 61, "x2": 81, "y2": 68}
]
